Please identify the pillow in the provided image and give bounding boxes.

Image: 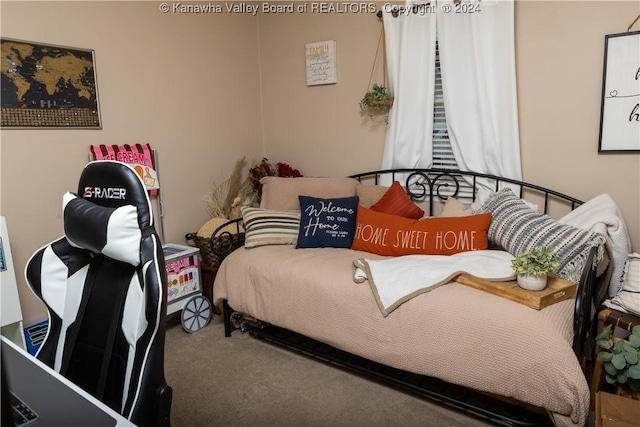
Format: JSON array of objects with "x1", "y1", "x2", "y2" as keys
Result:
[
  {"x1": 63, "y1": 192, "x2": 142, "y2": 266},
  {"x1": 370, "y1": 181, "x2": 425, "y2": 219},
  {"x1": 297, "y1": 196, "x2": 359, "y2": 248},
  {"x1": 260, "y1": 176, "x2": 359, "y2": 210},
  {"x1": 241, "y1": 207, "x2": 301, "y2": 249},
  {"x1": 351, "y1": 206, "x2": 491, "y2": 256},
  {"x1": 356, "y1": 184, "x2": 389, "y2": 208},
  {"x1": 604, "y1": 253, "x2": 640, "y2": 317},
  {"x1": 471, "y1": 186, "x2": 539, "y2": 213},
  {"x1": 479, "y1": 188, "x2": 606, "y2": 284},
  {"x1": 439, "y1": 197, "x2": 473, "y2": 217}
]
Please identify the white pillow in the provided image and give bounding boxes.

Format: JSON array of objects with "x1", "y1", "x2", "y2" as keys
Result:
[{"x1": 604, "y1": 253, "x2": 640, "y2": 317}]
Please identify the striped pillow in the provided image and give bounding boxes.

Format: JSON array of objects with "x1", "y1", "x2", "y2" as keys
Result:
[
  {"x1": 604, "y1": 253, "x2": 640, "y2": 317},
  {"x1": 480, "y1": 189, "x2": 606, "y2": 284},
  {"x1": 241, "y1": 207, "x2": 301, "y2": 249}
]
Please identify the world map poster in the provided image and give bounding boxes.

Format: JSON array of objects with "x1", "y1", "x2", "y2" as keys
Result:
[{"x1": 1, "y1": 38, "x2": 100, "y2": 128}]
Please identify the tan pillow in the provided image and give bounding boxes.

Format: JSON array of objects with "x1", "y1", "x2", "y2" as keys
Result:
[
  {"x1": 356, "y1": 184, "x2": 389, "y2": 208},
  {"x1": 440, "y1": 197, "x2": 473, "y2": 217},
  {"x1": 260, "y1": 176, "x2": 359, "y2": 210}
]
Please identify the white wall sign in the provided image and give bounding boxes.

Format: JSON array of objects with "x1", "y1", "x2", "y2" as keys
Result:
[
  {"x1": 306, "y1": 40, "x2": 337, "y2": 86},
  {"x1": 598, "y1": 31, "x2": 640, "y2": 153}
]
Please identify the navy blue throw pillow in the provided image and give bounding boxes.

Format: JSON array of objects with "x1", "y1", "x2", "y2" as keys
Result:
[{"x1": 297, "y1": 195, "x2": 359, "y2": 248}]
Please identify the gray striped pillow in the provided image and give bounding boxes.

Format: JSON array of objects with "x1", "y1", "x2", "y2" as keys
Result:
[
  {"x1": 241, "y1": 207, "x2": 301, "y2": 248},
  {"x1": 480, "y1": 189, "x2": 606, "y2": 284}
]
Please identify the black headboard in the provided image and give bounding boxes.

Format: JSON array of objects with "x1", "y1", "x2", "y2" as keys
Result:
[{"x1": 349, "y1": 168, "x2": 584, "y2": 218}]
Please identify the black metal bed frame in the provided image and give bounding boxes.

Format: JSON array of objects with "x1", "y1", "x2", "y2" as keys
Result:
[{"x1": 207, "y1": 169, "x2": 598, "y2": 427}]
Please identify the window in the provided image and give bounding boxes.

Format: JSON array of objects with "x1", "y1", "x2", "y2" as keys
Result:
[
  {"x1": 432, "y1": 39, "x2": 455, "y2": 170},
  {"x1": 430, "y1": 39, "x2": 474, "y2": 200}
]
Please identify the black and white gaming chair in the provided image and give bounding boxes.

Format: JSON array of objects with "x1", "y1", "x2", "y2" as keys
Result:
[{"x1": 25, "y1": 160, "x2": 172, "y2": 426}]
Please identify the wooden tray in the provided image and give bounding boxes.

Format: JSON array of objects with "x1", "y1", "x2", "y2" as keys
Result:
[{"x1": 456, "y1": 274, "x2": 577, "y2": 310}]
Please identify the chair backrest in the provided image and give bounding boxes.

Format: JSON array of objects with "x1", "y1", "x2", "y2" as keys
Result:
[{"x1": 25, "y1": 160, "x2": 172, "y2": 426}]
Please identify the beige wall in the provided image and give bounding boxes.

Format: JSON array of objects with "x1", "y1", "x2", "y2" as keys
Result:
[
  {"x1": 2, "y1": 1, "x2": 639, "y2": 326},
  {"x1": 0, "y1": 1, "x2": 265, "y2": 325},
  {"x1": 259, "y1": 0, "x2": 640, "y2": 243},
  {"x1": 258, "y1": 9, "x2": 388, "y2": 177},
  {"x1": 516, "y1": 0, "x2": 639, "y2": 248}
]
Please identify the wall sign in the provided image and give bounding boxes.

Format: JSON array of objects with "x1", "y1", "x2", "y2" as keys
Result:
[
  {"x1": 305, "y1": 40, "x2": 337, "y2": 86},
  {"x1": 598, "y1": 31, "x2": 640, "y2": 153}
]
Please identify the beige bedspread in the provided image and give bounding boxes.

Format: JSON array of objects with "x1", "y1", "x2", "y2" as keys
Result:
[{"x1": 213, "y1": 245, "x2": 589, "y2": 427}]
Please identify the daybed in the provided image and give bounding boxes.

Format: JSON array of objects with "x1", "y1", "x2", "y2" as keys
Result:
[{"x1": 209, "y1": 169, "x2": 620, "y2": 427}]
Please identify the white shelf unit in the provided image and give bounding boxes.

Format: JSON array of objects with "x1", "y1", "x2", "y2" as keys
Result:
[{"x1": 1, "y1": 216, "x2": 27, "y2": 350}]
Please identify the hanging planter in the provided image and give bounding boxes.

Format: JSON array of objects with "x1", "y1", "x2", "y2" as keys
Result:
[
  {"x1": 360, "y1": 27, "x2": 393, "y2": 123},
  {"x1": 360, "y1": 84, "x2": 394, "y2": 119}
]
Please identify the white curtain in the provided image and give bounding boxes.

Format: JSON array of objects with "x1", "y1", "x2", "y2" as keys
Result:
[
  {"x1": 437, "y1": 0, "x2": 522, "y2": 182},
  {"x1": 381, "y1": 3, "x2": 437, "y2": 185}
]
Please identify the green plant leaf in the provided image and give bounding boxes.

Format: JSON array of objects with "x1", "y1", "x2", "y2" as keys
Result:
[
  {"x1": 511, "y1": 246, "x2": 559, "y2": 275},
  {"x1": 630, "y1": 333, "x2": 640, "y2": 348},
  {"x1": 632, "y1": 325, "x2": 640, "y2": 335},
  {"x1": 625, "y1": 352, "x2": 639, "y2": 365},
  {"x1": 598, "y1": 339, "x2": 613, "y2": 350},
  {"x1": 630, "y1": 379, "x2": 640, "y2": 391},
  {"x1": 617, "y1": 371, "x2": 628, "y2": 384},
  {"x1": 612, "y1": 354, "x2": 627, "y2": 370},
  {"x1": 605, "y1": 373, "x2": 617, "y2": 384},
  {"x1": 605, "y1": 362, "x2": 619, "y2": 376},
  {"x1": 629, "y1": 364, "x2": 640, "y2": 380},
  {"x1": 595, "y1": 326, "x2": 613, "y2": 341},
  {"x1": 614, "y1": 340, "x2": 625, "y2": 352},
  {"x1": 599, "y1": 352, "x2": 614, "y2": 362}
]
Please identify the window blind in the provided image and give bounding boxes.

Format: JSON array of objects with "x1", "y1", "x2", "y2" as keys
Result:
[
  {"x1": 431, "y1": 39, "x2": 474, "y2": 200},
  {"x1": 433, "y1": 39, "x2": 455, "y2": 169}
]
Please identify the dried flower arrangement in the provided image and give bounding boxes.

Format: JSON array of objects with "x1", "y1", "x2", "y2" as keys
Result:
[
  {"x1": 202, "y1": 157, "x2": 303, "y2": 221},
  {"x1": 202, "y1": 157, "x2": 256, "y2": 220},
  {"x1": 248, "y1": 158, "x2": 302, "y2": 201}
]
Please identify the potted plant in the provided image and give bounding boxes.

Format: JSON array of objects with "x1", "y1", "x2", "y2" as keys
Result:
[
  {"x1": 359, "y1": 84, "x2": 393, "y2": 123},
  {"x1": 595, "y1": 324, "x2": 640, "y2": 398},
  {"x1": 511, "y1": 246, "x2": 560, "y2": 291}
]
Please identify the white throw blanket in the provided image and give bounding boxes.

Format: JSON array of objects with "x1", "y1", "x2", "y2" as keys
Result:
[
  {"x1": 353, "y1": 250, "x2": 516, "y2": 316},
  {"x1": 558, "y1": 193, "x2": 632, "y2": 302}
]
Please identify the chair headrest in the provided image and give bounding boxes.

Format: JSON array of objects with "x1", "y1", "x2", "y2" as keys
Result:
[
  {"x1": 62, "y1": 161, "x2": 155, "y2": 266},
  {"x1": 77, "y1": 160, "x2": 154, "y2": 228}
]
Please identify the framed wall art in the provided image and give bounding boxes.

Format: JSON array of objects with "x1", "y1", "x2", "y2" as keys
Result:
[
  {"x1": 305, "y1": 40, "x2": 337, "y2": 86},
  {"x1": 598, "y1": 31, "x2": 640, "y2": 153},
  {"x1": 1, "y1": 38, "x2": 101, "y2": 129}
]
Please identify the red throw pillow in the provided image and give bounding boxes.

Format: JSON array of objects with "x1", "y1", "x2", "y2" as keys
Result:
[
  {"x1": 351, "y1": 206, "x2": 491, "y2": 256},
  {"x1": 370, "y1": 181, "x2": 424, "y2": 219}
]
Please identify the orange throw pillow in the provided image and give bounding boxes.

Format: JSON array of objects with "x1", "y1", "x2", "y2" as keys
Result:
[
  {"x1": 370, "y1": 181, "x2": 424, "y2": 219},
  {"x1": 352, "y1": 206, "x2": 491, "y2": 256}
]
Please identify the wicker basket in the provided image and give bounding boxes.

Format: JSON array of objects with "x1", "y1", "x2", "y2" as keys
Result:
[
  {"x1": 186, "y1": 217, "x2": 245, "y2": 271},
  {"x1": 363, "y1": 94, "x2": 394, "y2": 109}
]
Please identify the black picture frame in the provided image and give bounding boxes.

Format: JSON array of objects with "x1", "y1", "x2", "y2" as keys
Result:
[{"x1": 598, "y1": 31, "x2": 640, "y2": 153}]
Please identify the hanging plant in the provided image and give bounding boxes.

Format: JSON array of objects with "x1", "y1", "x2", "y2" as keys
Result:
[
  {"x1": 360, "y1": 83, "x2": 394, "y2": 121},
  {"x1": 360, "y1": 27, "x2": 393, "y2": 124}
]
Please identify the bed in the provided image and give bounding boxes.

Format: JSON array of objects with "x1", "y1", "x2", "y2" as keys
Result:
[{"x1": 209, "y1": 169, "x2": 617, "y2": 427}]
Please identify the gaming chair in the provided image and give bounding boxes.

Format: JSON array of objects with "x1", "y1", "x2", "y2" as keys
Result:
[{"x1": 25, "y1": 160, "x2": 172, "y2": 426}]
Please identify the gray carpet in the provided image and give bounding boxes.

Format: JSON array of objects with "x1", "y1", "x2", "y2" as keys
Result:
[{"x1": 164, "y1": 314, "x2": 503, "y2": 427}]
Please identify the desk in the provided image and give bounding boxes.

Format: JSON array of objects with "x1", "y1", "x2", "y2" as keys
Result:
[{"x1": 1, "y1": 336, "x2": 135, "y2": 426}]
